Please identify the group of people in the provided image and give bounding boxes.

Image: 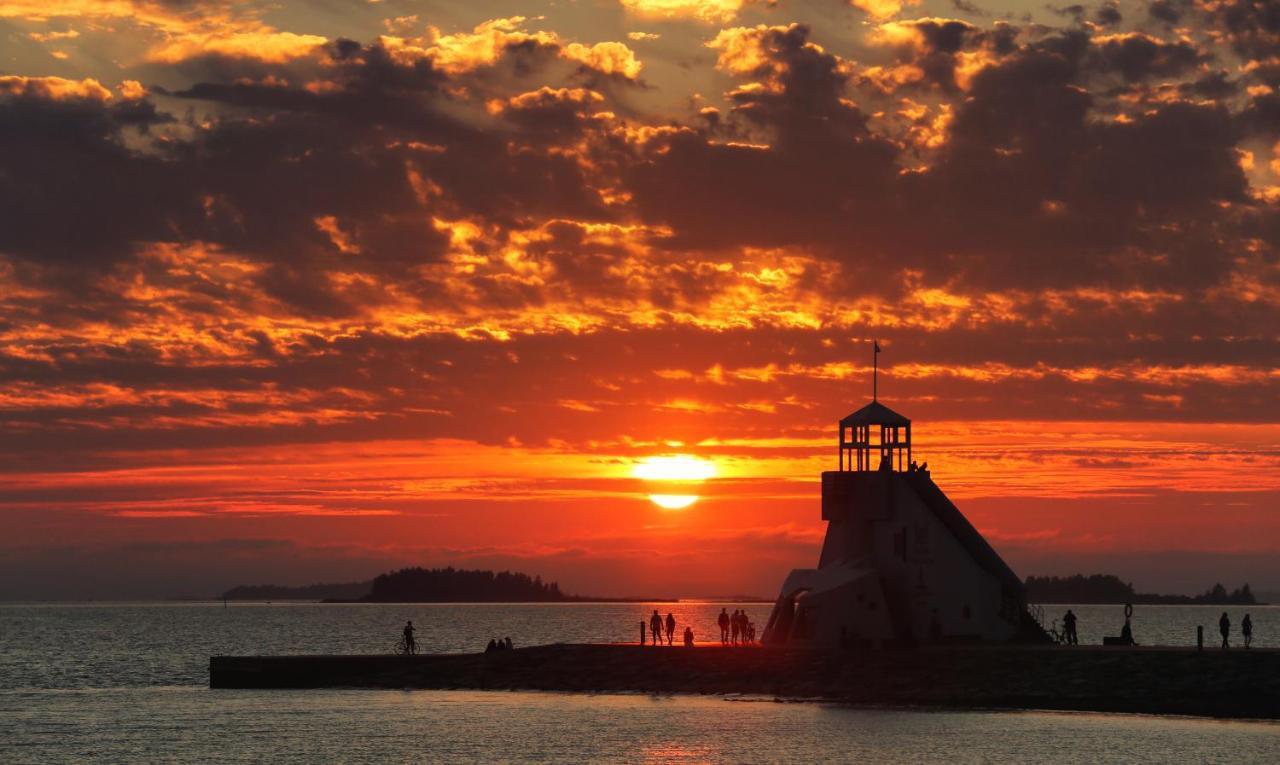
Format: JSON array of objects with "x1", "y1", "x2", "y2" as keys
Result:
[
  {"x1": 642, "y1": 609, "x2": 694, "y2": 646},
  {"x1": 1219, "y1": 612, "x2": 1254, "y2": 649},
  {"x1": 639, "y1": 608, "x2": 760, "y2": 646},
  {"x1": 717, "y1": 608, "x2": 756, "y2": 645},
  {"x1": 1058, "y1": 609, "x2": 1258, "y2": 649},
  {"x1": 485, "y1": 636, "x2": 514, "y2": 652}
]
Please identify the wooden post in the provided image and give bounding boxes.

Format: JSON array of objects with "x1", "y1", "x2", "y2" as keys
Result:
[{"x1": 1197, "y1": 625, "x2": 1203, "y2": 651}]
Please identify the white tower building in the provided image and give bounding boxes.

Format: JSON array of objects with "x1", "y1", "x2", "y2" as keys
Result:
[{"x1": 762, "y1": 399, "x2": 1034, "y2": 648}]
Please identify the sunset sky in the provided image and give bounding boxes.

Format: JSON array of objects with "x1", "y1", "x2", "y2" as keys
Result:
[{"x1": 1, "y1": 0, "x2": 1278, "y2": 599}]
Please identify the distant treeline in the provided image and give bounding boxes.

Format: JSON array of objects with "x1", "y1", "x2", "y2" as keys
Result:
[
  {"x1": 363, "y1": 567, "x2": 568, "y2": 603},
  {"x1": 1026, "y1": 574, "x2": 1262, "y2": 605},
  {"x1": 221, "y1": 581, "x2": 372, "y2": 601},
  {"x1": 220, "y1": 566, "x2": 684, "y2": 602}
]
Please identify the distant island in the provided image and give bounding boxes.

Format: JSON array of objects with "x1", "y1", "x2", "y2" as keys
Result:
[
  {"x1": 362, "y1": 567, "x2": 568, "y2": 602},
  {"x1": 1026, "y1": 574, "x2": 1262, "y2": 605},
  {"x1": 220, "y1": 566, "x2": 687, "y2": 602}
]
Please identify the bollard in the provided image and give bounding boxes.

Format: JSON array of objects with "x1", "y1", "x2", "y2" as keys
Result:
[{"x1": 1197, "y1": 625, "x2": 1203, "y2": 652}]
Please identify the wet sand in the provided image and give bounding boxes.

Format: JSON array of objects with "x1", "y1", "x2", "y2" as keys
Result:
[{"x1": 210, "y1": 643, "x2": 1280, "y2": 720}]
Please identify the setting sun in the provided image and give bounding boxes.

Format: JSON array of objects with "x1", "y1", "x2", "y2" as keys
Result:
[
  {"x1": 633, "y1": 455, "x2": 715, "y2": 509},
  {"x1": 633, "y1": 455, "x2": 716, "y2": 481},
  {"x1": 647, "y1": 494, "x2": 699, "y2": 510}
]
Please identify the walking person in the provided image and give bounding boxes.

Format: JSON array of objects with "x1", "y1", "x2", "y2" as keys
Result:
[
  {"x1": 1219, "y1": 612, "x2": 1231, "y2": 649},
  {"x1": 649, "y1": 610, "x2": 664, "y2": 646},
  {"x1": 718, "y1": 608, "x2": 730, "y2": 645},
  {"x1": 665, "y1": 612, "x2": 676, "y2": 646},
  {"x1": 1242, "y1": 613, "x2": 1253, "y2": 649},
  {"x1": 401, "y1": 620, "x2": 417, "y2": 655}
]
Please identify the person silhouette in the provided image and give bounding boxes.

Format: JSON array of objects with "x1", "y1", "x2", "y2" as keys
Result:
[
  {"x1": 1120, "y1": 618, "x2": 1134, "y2": 646},
  {"x1": 649, "y1": 610, "x2": 663, "y2": 646},
  {"x1": 665, "y1": 612, "x2": 676, "y2": 646},
  {"x1": 504, "y1": 636, "x2": 513, "y2": 650},
  {"x1": 485, "y1": 638, "x2": 497, "y2": 653},
  {"x1": 1242, "y1": 613, "x2": 1253, "y2": 649},
  {"x1": 718, "y1": 608, "x2": 730, "y2": 644},
  {"x1": 1063, "y1": 609, "x2": 1078, "y2": 645},
  {"x1": 1219, "y1": 612, "x2": 1231, "y2": 649},
  {"x1": 402, "y1": 620, "x2": 417, "y2": 655},
  {"x1": 683, "y1": 626, "x2": 694, "y2": 646},
  {"x1": 640, "y1": 620, "x2": 646, "y2": 646}
]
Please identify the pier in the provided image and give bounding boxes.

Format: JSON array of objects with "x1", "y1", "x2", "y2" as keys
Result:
[{"x1": 211, "y1": 644, "x2": 1280, "y2": 719}]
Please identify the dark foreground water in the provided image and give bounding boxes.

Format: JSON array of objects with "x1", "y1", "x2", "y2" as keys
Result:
[{"x1": 2, "y1": 603, "x2": 1277, "y2": 763}]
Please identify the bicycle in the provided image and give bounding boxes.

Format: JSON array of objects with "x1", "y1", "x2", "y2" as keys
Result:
[{"x1": 395, "y1": 635, "x2": 418, "y2": 655}]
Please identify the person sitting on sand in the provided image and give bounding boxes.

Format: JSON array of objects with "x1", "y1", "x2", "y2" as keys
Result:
[
  {"x1": 402, "y1": 621, "x2": 417, "y2": 655},
  {"x1": 683, "y1": 626, "x2": 694, "y2": 646},
  {"x1": 650, "y1": 610, "x2": 664, "y2": 646},
  {"x1": 1242, "y1": 613, "x2": 1253, "y2": 649},
  {"x1": 1220, "y1": 612, "x2": 1231, "y2": 649},
  {"x1": 665, "y1": 612, "x2": 676, "y2": 646},
  {"x1": 718, "y1": 608, "x2": 730, "y2": 644}
]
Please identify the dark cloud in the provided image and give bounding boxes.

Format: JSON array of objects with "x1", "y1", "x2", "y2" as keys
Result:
[
  {"x1": 0, "y1": 83, "x2": 192, "y2": 266},
  {"x1": 1089, "y1": 33, "x2": 1206, "y2": 82},
  {"x1": 1096, "y1": 2, "x2": 1122, "y2": 26}
]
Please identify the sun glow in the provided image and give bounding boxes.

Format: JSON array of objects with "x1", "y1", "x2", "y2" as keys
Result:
[
  {"x1": 633, "y1": 455, "x2": 716, "y2": 481},
  {"x1": 634, "y1": 455, "x2": 715, "y2": 510},
  {"x1": 648, "y1": 494, "x2": 699, "y2": 509}
]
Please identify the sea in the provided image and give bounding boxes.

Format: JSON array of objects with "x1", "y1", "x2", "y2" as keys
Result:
[{"x1": 2, "y1": 602, "x2": 1277, "y2": 764}]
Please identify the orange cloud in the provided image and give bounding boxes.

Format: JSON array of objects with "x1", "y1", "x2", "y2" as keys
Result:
[
  {"x1": 0, "y1": 75, "x2": 111, "y2": 101},
  {"x1": 619, "y1": 0, "x2": 747, "y2": 23},
  {"x1": 849, "y1": 0, "x2": 920, "y2": 19},
  {"x1": 387, "y1": 17, "x2": 641, "y2": 79},
  {"x1": 147, "y1": 29, "x2": 327, "y2": 64}
]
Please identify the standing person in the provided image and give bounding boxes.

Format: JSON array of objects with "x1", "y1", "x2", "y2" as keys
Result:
[
  {"x1": 402, "y1": 620, "x2": 417, "y2": 655},
  {"x1": 1242, "y1": 613, "x2": 1253, "y2": 649},
  {"x1": 665, "y1": 612, "x2": 676, "y2": 646},
  {"x1": 730, "y1": 610, "x2": 741, "y2": 646},
  {"x1": 1219, "y1": 612, "x2": 1231, "y2": 649},
  {"x1": 718, "y1": 608, "x2": 730, "y2": 644},
  {"x1": 649, "y1": 610, "x2": 664, "y2": 646},
  {"x1": 640, "y1": 620, "x2": 646, "y2": 646},
  {"x1": 1063, "y1": 609, "x2": 1078, "y2": 645}
]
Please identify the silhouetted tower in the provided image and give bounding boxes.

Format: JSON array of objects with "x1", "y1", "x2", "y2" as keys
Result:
[
  {"x1": 763, "y1": 341, "x2": 1033, "y2": 648},
  {"x1": 838, "y1": 402, "x2": 911, "y2": 472}
]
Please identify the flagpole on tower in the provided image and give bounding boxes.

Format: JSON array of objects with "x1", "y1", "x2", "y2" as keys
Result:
[{"x1": 873, "y1": 340, "x2": 881, "y2": 401}]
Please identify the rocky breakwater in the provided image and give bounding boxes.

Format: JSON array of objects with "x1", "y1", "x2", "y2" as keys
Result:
[{"x1": 210, "y1": 644, "x2": 1280, "y2": 719}]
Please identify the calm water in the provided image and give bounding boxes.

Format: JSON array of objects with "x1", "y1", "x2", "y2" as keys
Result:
[{"x1": 2, "y1": 602, "x2": 1277, "y2": 763}]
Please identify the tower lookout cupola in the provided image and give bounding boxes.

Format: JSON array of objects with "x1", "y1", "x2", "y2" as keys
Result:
[{"x1": 838, "y1": 401, "x2": 911, "y2": 472}]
